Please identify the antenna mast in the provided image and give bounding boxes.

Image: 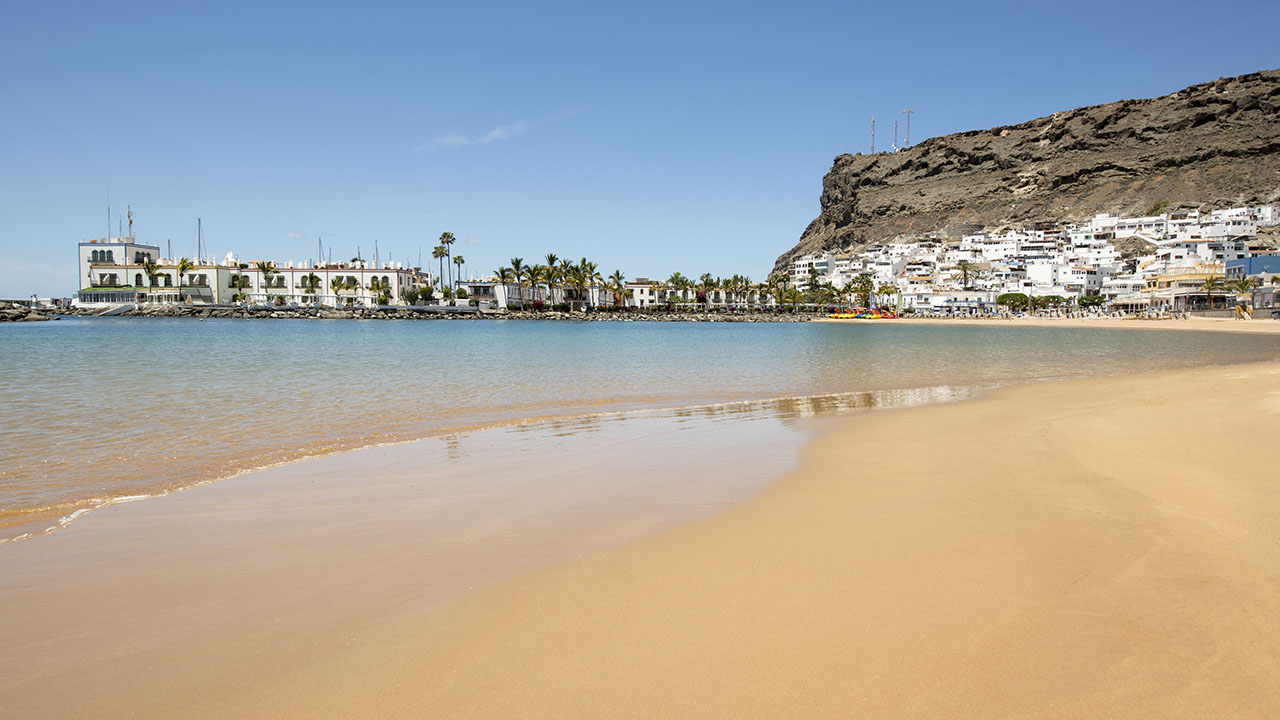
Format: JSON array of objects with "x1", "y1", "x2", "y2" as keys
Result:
[
  {"x1": 127, "y1": 205, "x2": 133, "y2": 240},
  {"x1": 197, "y1": 218, "x2": 203, "y2": 262},
  {"x1": 870, "y1": 115, "x2": 876, "y2": 154},
  {"x1": 902, "y1": 108, "x2": 915, "y2": 147},
  {"x1": 893, "y1": 120, "x2": 899, "y2": 152}
]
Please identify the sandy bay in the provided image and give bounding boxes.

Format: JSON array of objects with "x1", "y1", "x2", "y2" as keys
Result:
[
  {"x1": 2, "y1": 318, "x2": 1279, "y2": 718},
  {"x1": 230, "y1": 356, "x2": 1280, "y2": 719}
]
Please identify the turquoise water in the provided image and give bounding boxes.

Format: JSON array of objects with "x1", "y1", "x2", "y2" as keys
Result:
[{"x1": 2, "y1": 317, "x2": 1277, "y2": 539}]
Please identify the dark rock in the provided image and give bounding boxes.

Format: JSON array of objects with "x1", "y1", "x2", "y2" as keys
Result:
[{"x1": 777, "y1": 69, "x2": 1280, "y2": 271}]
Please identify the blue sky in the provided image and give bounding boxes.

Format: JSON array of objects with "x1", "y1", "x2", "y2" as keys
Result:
[{"x1": 1, "y1": 0, "x2": 1277, "y2": 297}]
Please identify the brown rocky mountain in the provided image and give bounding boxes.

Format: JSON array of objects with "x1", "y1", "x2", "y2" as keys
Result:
[{"x1": 776, "y1": 69, "x2": 1280, "y2": 273}]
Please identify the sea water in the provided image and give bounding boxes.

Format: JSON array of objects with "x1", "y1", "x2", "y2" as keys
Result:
[{"x1": 2, "y1": 317, "x2": 1277, "y2": 540}]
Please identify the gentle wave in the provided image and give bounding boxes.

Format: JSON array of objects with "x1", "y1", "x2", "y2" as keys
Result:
[
  {"x1": 0, "y1": 381, "x2": 988, "y2": 543},
  {"x1": 2, "y1": 318, "x2": 1277, "y2": 543}
]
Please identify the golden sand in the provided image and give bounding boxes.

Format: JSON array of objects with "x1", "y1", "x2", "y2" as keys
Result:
[
  {"x1": 5, "y1": 321, "x2": 1280, "y2": 718},
  {"x1": 225, "y1": 361, "x2": 1280, "y2": 718},
  {"x1": 818, "y1": 313, "x2": 1280, "y2": 334}
]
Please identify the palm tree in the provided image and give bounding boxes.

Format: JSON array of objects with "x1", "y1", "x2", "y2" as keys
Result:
[
  {"x1": 666, "y1": 273, "x2": 689, "y2": 303},
  {"x1": 302, "y1": 272, "x2": 321, "y2": 301},
  {"x1": 254, "y1": 261, "x2": 278, "y2": 304},
  {"x1": 453, "y1": 255, "x2": 465, "y2": 286},
  {"x1": 523, "y1": 264, "x2": 545, "y2": 306},
  {"x1": 851, "y1": 274, "x2": 874, "y2": 309},
  {"x1": 175, "y1": 257, "x2": 194, "y2": 301},
  {"x1": 142, "y1": 260, "x2": 161, "y2": 291},
  {"x1": 577, "y1": 259, "x2": 601, "y2": 308},
  {"x1": 439, "y1": 232, "x2": 456, "y2": 287},
  {"x1": 649, "y1": 279, "x2": 666, "y2": 307},
  {"x1": 1232, "y1": 275, "x2": 1259, "y2": 310},
  {"x1": 697, "y1": 273, "x2": 716, "y2": 310},
  {"x1": 432, "y1": 245, "x2": 448, "y2": 290},
  {"x1": 953, "y1": 260, "x2": 978, "y2": 289},
  {"x1": 230, "y1": 273, "x2": 251, "y2": 302},
  {"x1": 780, "y1": 286, "x2": 803, "y2": 311},
  {"x1": 508, "y1": 257, "x2": 526, "y2": 308},
  {"x1": 1232, "y1": 276, "x2": 1259, "y2": 295},
  {"x1": 343, "y1": 276, "x2": 360, "y2": 306},
  {"x1": 607, "y1": 270, "x2": 627, "y2": 307},
  {"x1": 1202, "y1": 276, "x2": 1221, "y2": 310},
  {"x1": 494, "y1": 267, "x2": 515, "y2": 307},
  {"x1": 876, "y1": 283, "x2": 899, "y2": 310},
  {"x1": 367, "y1": 277, "x2": 392, "y2": 305},
  {"x1": 564, "y1": 265, "x2": 587, "y2": 310},
  {"x1": 329, "y1": 275, "x2": 345, "y2": 305}
]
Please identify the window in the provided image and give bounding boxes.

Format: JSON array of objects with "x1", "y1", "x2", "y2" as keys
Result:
[
  {"x1": 105, "y1": 250, "x2": 114, "y2": 263},
  {"x1": 164, "y1": 275, "x2": 172, "y2": 287},
  {"x1": 135, "y1": 273, "x2": 143, "y2": 286}
]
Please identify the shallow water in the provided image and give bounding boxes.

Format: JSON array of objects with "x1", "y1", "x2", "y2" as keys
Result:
[{"x1": 2, "y1": 317, "x2": 1277, "y2": 539}]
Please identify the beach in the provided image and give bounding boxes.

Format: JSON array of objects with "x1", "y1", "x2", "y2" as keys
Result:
[
  {"x1": 3, "y1": 320, "x2": 1280, "y2": 717},
  {"x1": 822, "y1": 313, "x2": 1280, "y2": 335},
  {"x1": 219, "y1": 358, "x2": 1280, "y2": 719}
]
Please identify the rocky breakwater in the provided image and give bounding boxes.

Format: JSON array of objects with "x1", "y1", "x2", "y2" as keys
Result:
[
  {"x1": 62, "y1": 304, "x2": 816, "y2": 322},
  {"x1": 777, "y1": 69, "x2": 1280, "y2": 270},
  {"x1": 0, "y1": 302, "x2": 58, "y2": 322},
  {"x1": 500, "y1": 310, "x2": 813, "y2": 322}
]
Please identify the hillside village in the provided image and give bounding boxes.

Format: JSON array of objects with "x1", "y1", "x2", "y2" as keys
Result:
[
  {"x1": 66, "y1": 204, "x2": 1280, "y2": 318},
  {"x1": 784, "y1": 204, "x2": 1280, "y2": 315}
]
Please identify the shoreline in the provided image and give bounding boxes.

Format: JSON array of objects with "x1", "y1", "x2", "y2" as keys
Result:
[
  {"x1": 4, "y1": 322, "x2": 1280, "y2": 716},
  {"x1": 0, "y1": 384, "x2": 981, "y2": 545},
  {"x1": 56, "y1": 305, "x2": 816, "y2": 322},
  {"x1": 816, "y1": 313, "x2": 1280, "y2": 334},
  {"x1": 227, "y1": 359, "x2": 1280, "y2": 718}
]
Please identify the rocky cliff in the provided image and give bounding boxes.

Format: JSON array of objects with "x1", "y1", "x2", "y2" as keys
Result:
[{"x1": 777, "y1": 69, "x2": 1280, "y2": 272}]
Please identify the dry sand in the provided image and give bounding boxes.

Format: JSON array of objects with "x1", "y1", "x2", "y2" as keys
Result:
[
  {"x1": 818, "y1": 313, "x2": 1280, "y2": 335},
  {"x1": 223, "y1": 360, "x2": 1280, "y2": 719}
]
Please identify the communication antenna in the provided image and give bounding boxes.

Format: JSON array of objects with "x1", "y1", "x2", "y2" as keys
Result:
[
  {"x1": 893, "y1": 120, "x2": 899, "y2": 152},
  {"x1": 870, "y1": 115, "x2": 876, "y2": 154},
  {"x1": 127, "y1": 205, "x2": 133, "y2": 239},
  {"x1": 902, "y1": 108, "x2": 915, "y2": 147},
  {"x1": 318, "y1": 237, "x2": 323, "y2": 266}
]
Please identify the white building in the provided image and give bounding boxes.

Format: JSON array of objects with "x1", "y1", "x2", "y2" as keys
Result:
[{"x1": 75, "y1": 238, "x2": 432, "y2": 308}]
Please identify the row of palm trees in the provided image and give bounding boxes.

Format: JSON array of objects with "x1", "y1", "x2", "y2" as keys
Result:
[
  {"x1": 480, "y1": 257, "x2": 903, "y2": 311},
  {"x1": 1201, "y1": 275, "x2": 1266, "y2": 309},
  {"x1": 493, "y1": 254, "x2": 609, "y2": 310}
]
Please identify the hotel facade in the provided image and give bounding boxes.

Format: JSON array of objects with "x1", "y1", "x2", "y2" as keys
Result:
[{"x1": 76, "y1": 239, "x2": 433, "y2": 308}]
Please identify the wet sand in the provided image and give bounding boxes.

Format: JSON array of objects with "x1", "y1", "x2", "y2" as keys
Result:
[
  {"x1": 0, "y1": 407, "x2": 811, "y2": 718},
  {"x1": 5, "y1": 342, "x2": 1280, "y2": 717},
  {"x1": 218, "y1": 361, "x2": 1280, "y2": 718}
]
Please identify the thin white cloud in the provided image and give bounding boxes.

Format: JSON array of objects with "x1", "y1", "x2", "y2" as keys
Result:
[
  {"x1": 287, "y1": 231, "x2": 304, "y2": 239},
  {"x1": 466, "y1": 236, "x2": 482, "y2": 245},
  {"x1": 416, "y1": 121, "x2": 528, "y2": 152}
]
